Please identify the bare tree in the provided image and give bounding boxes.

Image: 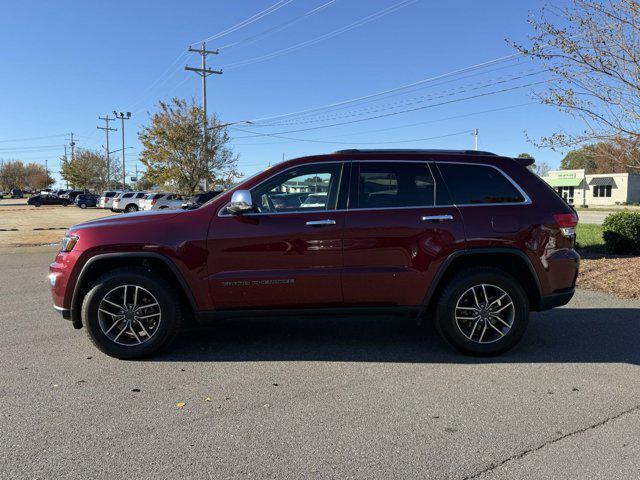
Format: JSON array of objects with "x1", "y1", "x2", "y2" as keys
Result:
[{"x1": 513, "y1": 0, "x2": 640, "y2": 169}]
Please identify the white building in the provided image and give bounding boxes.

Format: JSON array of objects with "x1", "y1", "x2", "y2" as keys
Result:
[{"x1": 543, "y1": 169, "x2": 640, "y2": 206}]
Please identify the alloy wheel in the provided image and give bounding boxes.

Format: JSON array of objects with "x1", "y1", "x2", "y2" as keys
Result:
[
  {"x1": 454, "y1": 284, "x2": 514, "y2": 344},
  {"x1": 97, "y1": 284, "x2": 162, "y2": 346}
]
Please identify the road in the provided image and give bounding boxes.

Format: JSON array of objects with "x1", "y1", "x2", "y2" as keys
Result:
[
  {"x1": 1, "y1": 246, "x2": 639, "y2": 479},
  {"x1": 577, "y1": 210, "x2": 612, "y2": 225}
]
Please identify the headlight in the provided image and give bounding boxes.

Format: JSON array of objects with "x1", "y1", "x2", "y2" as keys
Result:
[{"x1": 60, "y1": 235, "x2": 79, "y2": 252}]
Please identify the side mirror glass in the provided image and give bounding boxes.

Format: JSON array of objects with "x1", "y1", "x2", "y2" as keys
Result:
[{"x1": 227, "y1": 190, "x2": 254, "y2": 215}]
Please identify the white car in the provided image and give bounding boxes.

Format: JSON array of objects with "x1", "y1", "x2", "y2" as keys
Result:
[
  {"x1": 141, "y1": 193, "x2": 183, "y2": 210},
  {"x1": 98, "y1": 191, "x2": 122, "y2": 210},
  {"x1": 112, "y1": 191, "x2": 148, "y2": 213}
]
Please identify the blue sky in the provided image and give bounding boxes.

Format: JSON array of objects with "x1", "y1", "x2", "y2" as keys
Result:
[{"x1": 0, "y1": 0, "x2": 577, "y2": 187}]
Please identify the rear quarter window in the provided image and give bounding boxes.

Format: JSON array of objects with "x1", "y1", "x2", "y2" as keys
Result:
[{"x1": 436, "y1": 163, "x2": 526, "y2": 205}]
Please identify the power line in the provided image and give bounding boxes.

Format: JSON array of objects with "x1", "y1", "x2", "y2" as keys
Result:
[
  {"x1": 0, "y1": 134, "x2": 67, "y2": 144},
  {"x1": 245, "y1": 54, "x2": 521, "y2": 124},
  {"x1": 231, "y1": 128, "x2": 475, "y2": 146},
  {"x1": 229, "y1": 102, "x2": 537, "y2": 146},
  {"x1": 192, "y1": 0, "x2": 296, "y2": 46},
  {"x1": 232, "y1": 79, "x2": 550, "y2": 138},
  {"x1": 219, "y1": 0, "x2": 340, "y2": 51},
  {"x1": 221, "y1": 0, "x2": 418, "y2": 70},
  {"x1": 258, "y1": 68, "x2": 544, "y2": 127}
]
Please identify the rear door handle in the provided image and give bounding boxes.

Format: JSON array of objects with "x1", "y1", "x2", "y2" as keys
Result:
[
  {"x1": 306, "y1": 219, "x2": 336, "y2": 226},
  {"x1": 422, "y1": 214, "x2": 453, "y2": 222}
]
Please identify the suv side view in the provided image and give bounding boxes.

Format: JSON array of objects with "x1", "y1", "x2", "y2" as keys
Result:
[{"x1": 49, "y1": 150, "x2": 579, "y2": 359}]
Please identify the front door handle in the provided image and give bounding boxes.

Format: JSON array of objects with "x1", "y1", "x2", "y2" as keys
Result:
[
  {"x1": 422, "y1": 214, "x2": 453, "y2": 222},
  {"x1": 306, "y1": 219, "x2": 336, "y2": 226}
]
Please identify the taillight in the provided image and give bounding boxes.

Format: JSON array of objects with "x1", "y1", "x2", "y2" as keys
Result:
[
  {"x1": 151, "y1": 199, "x2": 157, "y2": 205},
  {"x1": 553, "y1": 212, "x2": 578, "y2": 237}
]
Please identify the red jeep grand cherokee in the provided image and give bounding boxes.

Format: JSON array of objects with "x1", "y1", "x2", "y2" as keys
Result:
[{"x1": 49, "y1": 149, "x2": 579, "y2": 359}]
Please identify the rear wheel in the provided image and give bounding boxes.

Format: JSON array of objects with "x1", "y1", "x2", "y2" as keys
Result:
[
  {"x1": 435, "y1": 267, "x2": 529, "y2": 356},
  {"x1": 79, "y1": 203, "x2": 87, "y2": 209},
  {"x1": 124, "y1": 204, "x2": 138, "y2": 213},
  {"x1": 33, "y1": 201, "x2": 41, "y2": 207},
  {"x1": 81, "y1": 267, "x2": 182, "y2": 359},
  {"x1": 62, "y1": 201, "x2": 69, "y2": 207}
]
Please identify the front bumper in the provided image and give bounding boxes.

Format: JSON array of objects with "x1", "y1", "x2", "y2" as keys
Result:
[
  {"x1": 54, "y1": 305, "x2": 71, "y2": 320},
  {"x1": 538, "y1": 287, "x2": 575, "y2": 311}
]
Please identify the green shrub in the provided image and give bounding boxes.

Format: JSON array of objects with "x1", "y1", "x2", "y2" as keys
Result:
[{"x1": 602, "y1": 211, "x2": 640, "y2": 254}]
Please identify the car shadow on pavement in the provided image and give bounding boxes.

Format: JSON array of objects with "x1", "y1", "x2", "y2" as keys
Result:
[{"x1": 156, "y1": 307, "x2": 640, "y2": 364}]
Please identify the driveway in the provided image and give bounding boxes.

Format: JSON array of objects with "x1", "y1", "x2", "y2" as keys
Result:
[{"x1": 1, "y1": 246, "x2": 639, "y2": 479}]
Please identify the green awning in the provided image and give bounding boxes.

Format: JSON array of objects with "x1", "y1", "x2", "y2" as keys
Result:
[{"x1": 547, "y1": 177, "x2": 583, "y2": 187}]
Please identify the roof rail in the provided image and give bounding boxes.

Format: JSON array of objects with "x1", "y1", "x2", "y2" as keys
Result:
[{"x1": 332, "y1": 148, "x2": 498, "y2": 156}]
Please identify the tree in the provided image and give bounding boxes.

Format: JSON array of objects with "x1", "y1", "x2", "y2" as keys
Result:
[
  {"x1": 0, "y1": 160, "x2": 26, "y2": 190},
  {"x1": 561, "y1": 137, "x2": 640, "y2": 173},
  {"x1": 513, "y1": 0, "x2": 640, "y2": 170},
  {"x1": 24, "y1": 163, "x2": 54, "y2": 191},
  {"x1": 60, "y1": 148, "x2": 116, "y2": 191},
  {"x1": 139, "y1": 98, "x2": 239, "y2": 195}
]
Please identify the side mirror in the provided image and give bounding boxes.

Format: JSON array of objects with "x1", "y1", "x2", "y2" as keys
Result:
[{"x1": 227, "y1": 190, "x2": 254, "y2": 215}]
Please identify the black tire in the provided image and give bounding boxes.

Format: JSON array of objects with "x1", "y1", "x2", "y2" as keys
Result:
[
  {"x1": 81, "y1": 267, "x2": 182, "y2": 359},
  {"x1": 124, "y1": 204, "x2": 138, "y2": 213},
  {"x1": 435, "y1": 267, "x2": 529, "y2": 356},
  {"x1": 33, "y1": 202, "x2": 41, "y2": 207},
  {"x1": 79, "y1": 203, "x2": 87, "y2": 209},
  {"x1": 62, "y1": 201, "x2": 69, "y2": 207}
]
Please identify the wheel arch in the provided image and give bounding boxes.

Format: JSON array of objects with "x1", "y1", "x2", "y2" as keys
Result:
[
  {"x1": 424, "y1": 248, "x2": 542, "y2": 312},
  {"x1": 70, "y1": 252, "x2": 197, "y2": 329}
]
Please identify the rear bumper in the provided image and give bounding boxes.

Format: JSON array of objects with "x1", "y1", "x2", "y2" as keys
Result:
[{"x1": 538, "y1": 288, "x2": 575, "y2": 311}]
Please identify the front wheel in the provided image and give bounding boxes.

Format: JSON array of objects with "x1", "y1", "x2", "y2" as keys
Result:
[
  {"x1": 62, "y1": 201, "x2": 68, "y2": 207},
  {"x1": 79, "y1": 203, "x2": 87, "y2": 209},
  {"x1": 33, "y1": 202, "x2": 41, "y2": 207},
  {"x1": 81, "y1": 267, "x2": 182, "y2": 359},
  {"x1": 435, "y1": 267, "x2": 529, "y2": 356},
  {"x1": 124, "y1": 204, "x2": 138, "y2": 213}
]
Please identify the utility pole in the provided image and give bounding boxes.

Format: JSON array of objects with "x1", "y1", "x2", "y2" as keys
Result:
[
  {"x1": 98, "y1": 115, "x2": 117, "y2": 188},
  {"x1": 113, "y1": 111, "x2": 131, "y2": 190},
  {"x1": 474, "y1": 128, "x2": 479, "y2": 151},
  {"x1": 64, "y1": 145, "x2": 69, "y2": 189},
  {"x1": 66, "y1": 133, "x2": 76, "y2": 161},
  {"x1": 185, "y1": 42, "x2": 222, "y2": 191}
]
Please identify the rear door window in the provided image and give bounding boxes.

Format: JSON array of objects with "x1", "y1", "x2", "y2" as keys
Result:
[
  {"x1": 436, "y1": 163, "x2": 526, "y2": 205},
  {"x1": 354, "y1": 162, "x2": 434, "y2": 209}
]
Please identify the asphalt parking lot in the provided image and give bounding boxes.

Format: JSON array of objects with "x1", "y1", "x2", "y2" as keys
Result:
[{"x1": 1, "y1": 245, "x2": 639, "y2": 479}]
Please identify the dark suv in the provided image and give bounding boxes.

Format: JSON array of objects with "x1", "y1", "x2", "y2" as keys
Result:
[{"x1": 49, "y1": 150, "x2": 579, "y2": 359}]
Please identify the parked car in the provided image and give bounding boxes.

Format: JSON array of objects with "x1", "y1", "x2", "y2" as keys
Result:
[
  {"x1": 10, "y1": 188, "x2": 24, "y2": 199},
  {"x1": 0, "y1": 191, "x2": 4, "y2": 199},
  {"x1": 40, "y1": 188, "x2": 53, "y2": 196},
  {"x1": 98, "y1": 191, "x2": 121, "y2": 210},
  {"x1": 28, "y1": 194, "x2": 70, "y2": 207},
  {"x1": 112, "y1": 191, "x2": 148, "y2": 213},
  {"x1": 75, "y1": 194, "x2": 99, "y2": 209},
  {"x1": 60, "y1": 190, "x2": 84, "y2": 201},
  {"x1": 181, "y1": 191, "x2": 223, "y2": 210},
  {"x1": 141, "y1": 193, "x2": 183, "y2": 210},
  {"x1": 50, "y1": 149, "x2": 579, "y2": 359}
]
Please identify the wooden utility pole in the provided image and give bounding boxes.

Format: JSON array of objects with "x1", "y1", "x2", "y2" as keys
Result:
[{"x1": 185, "y1": 42, "x2": 222, "y2": 191}]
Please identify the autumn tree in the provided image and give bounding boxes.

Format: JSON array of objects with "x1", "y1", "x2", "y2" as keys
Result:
[
  {"x1": 513, "y1": 0, "x2": 640, "y2": 170},
  {"x1": 60, "y1": 148, "x2": 117, "y2": 191},
  {"x1": 24, "y1": 163, "x2": 55, "y2": 191},
  {"x1": 561, "y1": 137, "x2": 640, "y2": 173},
  {"x1": 0, "y1": 160, "x2": 26, "y2": 190},
  {"x1": 139, "y1": 98, "x2": 239, "y2": 195}
]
